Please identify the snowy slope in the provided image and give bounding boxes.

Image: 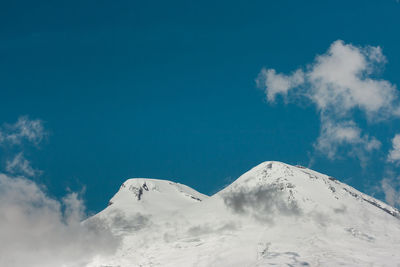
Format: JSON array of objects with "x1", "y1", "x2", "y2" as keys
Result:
[{"x1": 88, "y1": 161, "x2": 400, "y2": 267}]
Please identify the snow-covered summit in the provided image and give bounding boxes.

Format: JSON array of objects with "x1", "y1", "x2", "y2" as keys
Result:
[
  {"x1": 88, "y1": 161, "x2": 400, "y2": 267},
  {"x1": 219, "y1": 161, "x2": 399, "y2": 219},
  {"x1": 109, "y1": 178, "x2": 206, "y2": 205},
  {"x1": 96, "y1": 178, "x2": 207, "y2": 223}
]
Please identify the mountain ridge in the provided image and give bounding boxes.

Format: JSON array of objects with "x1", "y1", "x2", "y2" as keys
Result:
[{"x1": 87, "y1": 161, "x2": 400, "y2": 267}]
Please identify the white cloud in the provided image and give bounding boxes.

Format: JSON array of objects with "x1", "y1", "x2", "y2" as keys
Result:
[
  {"x1": 387, "y1": 134, "x2": 400, "y2": 164},
  {"x1": 307, "y1": 41, "x2": 398, "y2": 119},
  {"x1": 5, "y1": 152, "x2": 40, "y2": 177},
  {"x1": 315, "y1": 120, "x2": 381, "y2": 160},
  {"x1": 257, "y1": 69, "x2": 304, "y2": 102},
  {"x1": 0, "y1": 173, "x2": 120, "y2": 267},
  {"x1": 380, "y1": 178, "x2": 400, "y2": 208},
  {"x1": 0, "y1": 116, "x2": 46, "y2": 146},
  {"x1": 259, "y1": 40, "x2": 398, "y2": 118},
  {"x1": 257, "y1": 40, "x2": 399, "y2": 160}
]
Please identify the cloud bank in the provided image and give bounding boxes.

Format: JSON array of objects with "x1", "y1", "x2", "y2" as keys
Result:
[
  {"x1": 0, "y1": 173, "x2": 120, "y2": 267},
  {"x1": 0, "y1": 116, "x2": 121, "y2": 267},
  {"x1": 257, "y1": 40, "x2": 399, "y2": 161}
]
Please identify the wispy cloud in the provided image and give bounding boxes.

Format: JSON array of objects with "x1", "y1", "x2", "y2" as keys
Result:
[
  {"x1": 5, "y1": 152, "x2": 41, "y2": 177},
  {"x1": 0, "y1": 116, "x2": 47, "y2": 146},
  {"x1": 315, "y1": 119, "x2": 381, "y2": 162},
  {"x1": 380, "y1": 177, "x2": 400, "y2": 208},
  {"x1": 0, "y1": 116, "x2": 47, "y2": 177},
  {"x1": 383, "y1": 135, "x2": 400, "y2": 207},
  {"x1": 257, "y1": 40, "x2": 398, "y2": 161},
  {"x1": 387, "y1": 134, "x2": 400, "y2": 164}
]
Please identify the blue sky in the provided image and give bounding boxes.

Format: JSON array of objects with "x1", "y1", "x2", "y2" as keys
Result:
[{"x1": 1, "y1": 0, "x2": 400, "y2": 212}]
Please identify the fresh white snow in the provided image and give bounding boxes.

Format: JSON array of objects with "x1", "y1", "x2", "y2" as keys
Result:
[{"x1": 87, "y1": 161, "x2": 400, "y2": 267}]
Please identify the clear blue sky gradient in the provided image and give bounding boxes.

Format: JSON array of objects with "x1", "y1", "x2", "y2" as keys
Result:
[{"x1": 1, "y1": 0, "x2": 399, "y2": 212}]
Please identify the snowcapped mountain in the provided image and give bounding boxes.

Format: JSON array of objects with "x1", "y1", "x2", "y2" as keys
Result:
[{"x1": 87, "y1": 161, "x2": 400, "y2": 267}]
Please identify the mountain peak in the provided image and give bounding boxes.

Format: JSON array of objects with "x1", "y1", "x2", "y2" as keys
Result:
[
  {"x1": 100, "y1": 178, "x2": 207, "y2": 221},
  {"x1": 221, "y1": 161, "x2": 400, "y2": 220}
]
